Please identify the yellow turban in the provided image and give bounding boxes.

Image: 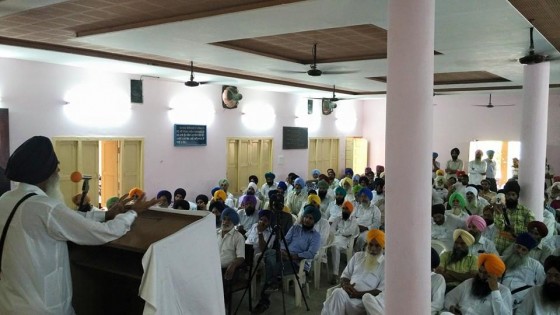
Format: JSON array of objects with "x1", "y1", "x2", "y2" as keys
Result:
[
  {"x1": 308, "y1": 194, "x2": 321, "y2": 206},
  {"x1": 340, "y1": 177, "x2": 353, "y2": 188},
  {"x1": 366, "y1": 229, "x2": 385, "y2": 248},
  {"x1": 435, "y1": 169, "x2": 445, "y2": 176},
  {"x1": 478, "y1": 253, "x2": 506, "y2": 277},
  {"x1": 213, "y1": 189, "x2": 227, "y2": 201},
  {"x1": 453, "y1": 229, "x2": 475, "y2": 246}
]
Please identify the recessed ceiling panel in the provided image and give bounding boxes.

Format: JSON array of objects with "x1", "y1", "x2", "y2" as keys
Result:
[
  {"x1": 508, "y1": 0, "x2": 560, "y2": 53},
  {"x1": 368, "y1": 71, "x2": 510, "y2": 85}
]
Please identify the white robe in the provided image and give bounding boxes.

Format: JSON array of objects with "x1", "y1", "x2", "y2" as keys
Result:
[
  {"x1": 516, "y1": 285, "x2": 560, "y2": 315},
  {"x1": 443, "y1": 278, "x2": 512, "y2": 315},
  {"x1": 321, "y1": 252, "x2": 385, "y2": 315},
  {"x1": 0, "y1": 183, "x2": 137, "y2": 315}
]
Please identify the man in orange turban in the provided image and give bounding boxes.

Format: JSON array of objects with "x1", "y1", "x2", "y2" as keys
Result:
[
  {"x1": 329, "y1": 200, "x2": 359, "y2": 285},
  {"x1": 444, "y1": 253, "x2": 512, "y2": 314},
  {"x1": 321, "y1": 229, "x2": 385, "y2": 315}
]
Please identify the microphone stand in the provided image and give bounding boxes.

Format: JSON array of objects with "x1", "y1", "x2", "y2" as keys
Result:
[{"x1": 77, "y1": 177, "x2": 91, "y2": 212}]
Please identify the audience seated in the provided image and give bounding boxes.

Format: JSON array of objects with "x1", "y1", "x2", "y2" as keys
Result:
[
  {"x1": 352, "y1": 188, "x2": 382, "y2": 251},
  {"x1": 432, "y1": 204, "x2": 467, "y2": 250},
  {"x1": 330, "y1": 201, "x2": 359, "y2": 285},
  {"x1": 321, "y1": 229, "x2": 385, "y2": 315},
  {"x1": 465, "y1": 186, "x2": 489, "y2": 215},
  {"x1": 467, "y1": 215, "x2": 498, "y2": 256},
  {"x1": 285, "y1": 177, "x2": 307, "y2": 216},
  {"x1": 517, "y1": 255, "x2": 560, "y2": 314},
  {"x1": 236, "y1": 194, "x2": 259, "y2": 236},
  {"x1": 156, "y1": 190, "x2": 172, "y2": 208},
  {"x1": 435, "y1": 229, "x2": 478, "y2": 291},
  {"x1": 326, "y1": 186, "x2": 346, "y2": 223},
  {"x1": 447, "y1": 192, "x2": 470, "y2": 221},
  {"x1": 195, "y1": 194, "x2": 209, "y2": 210},
  {"x1": 502, "y1": 221, "x2": 552, "y2": 265},
  {"x1": 431, "y1": 248, "x2": 446, "y2": 315},
  {"x1": 245, "y1": 210, "x2": 275, "y2": 255}
]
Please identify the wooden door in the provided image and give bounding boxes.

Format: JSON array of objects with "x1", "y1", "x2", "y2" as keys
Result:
[{"x1": 101, "y1": 141, "x2": 119, "y2": 207}]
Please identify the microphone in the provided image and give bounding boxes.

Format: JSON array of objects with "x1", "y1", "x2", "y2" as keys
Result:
[
  {"x1": 70, "y1": 171, "x2": 93, "y2": 212},
  {"x1": 70, "y1": 171, "x2": 92, "y2": 183}
]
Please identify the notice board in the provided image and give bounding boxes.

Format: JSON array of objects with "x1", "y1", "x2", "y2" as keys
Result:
[
  {"x1": 282, "y1": 126, "x2": 308, "y2": 149},
  {"x1": 174, "y1": 124, "x2": 207, "y2": 146}
]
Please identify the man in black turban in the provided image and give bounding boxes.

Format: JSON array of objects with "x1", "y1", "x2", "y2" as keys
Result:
[{"x1": 0, "y1": 136, "x2": 158, "y2": 314}]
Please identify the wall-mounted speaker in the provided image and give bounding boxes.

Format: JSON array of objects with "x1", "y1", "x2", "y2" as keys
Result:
[{"x1": 130, "y1": 79, "x2": 143, "y2": 104}]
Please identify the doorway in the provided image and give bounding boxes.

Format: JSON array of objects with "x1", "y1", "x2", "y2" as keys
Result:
[{"x1": 53, "y1": 137, "x2": 144, "y2": 208}]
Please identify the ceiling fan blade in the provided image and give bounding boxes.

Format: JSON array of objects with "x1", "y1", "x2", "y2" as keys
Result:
[
  {"x1": 472, "y1": 105, "x2": 489, "y2": 107},
  {"x1": 493, "y1": 104, "x2": 515, "y2": 107},
  {"x1": 321, "y1": 70, "x2": 359, "y2": 75},
  {"x1": 271, "y1": 69, "x2": 309, "y2": 74}
]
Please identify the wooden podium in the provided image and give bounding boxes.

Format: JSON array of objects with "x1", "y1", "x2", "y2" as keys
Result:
[{"x1": 69, "y1": 209, "x2": 202, "y2": 315}]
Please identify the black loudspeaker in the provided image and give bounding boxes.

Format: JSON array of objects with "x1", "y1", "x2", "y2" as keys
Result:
[{"x1": 130, "y1": 79, "x2": 143, "y2": 104}]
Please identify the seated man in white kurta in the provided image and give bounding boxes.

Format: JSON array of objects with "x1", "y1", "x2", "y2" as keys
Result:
[
  {"x1": 517, "y1": 255, "x2": 560, "y2": 315},
  {"x1": 321, "y1": 229, "x2": 385, "y2": 315},
  {"x1": 330, "y1": 200, "x2": 359, "y2": 284},
  {"x1": 442, "y1": 253, "x2": 512, "y2": 315},
  {"x1": 351, "y1": 188, "x2": 381, "y2": 251}
]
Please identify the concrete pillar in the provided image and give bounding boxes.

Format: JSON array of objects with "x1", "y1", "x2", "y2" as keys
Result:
[
  {"x1": 519, "y1": 62, "x2": 550, "y2": 221},
  {"x1": 384, "y1": 0, "x2": 434, "y2": 314}
]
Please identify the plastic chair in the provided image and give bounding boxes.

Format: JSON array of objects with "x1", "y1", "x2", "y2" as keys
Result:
[
  {"x1": 282, "y1": 258, "x2": 312, "y2": 307},
  {"x1": 325, "y1": 284, "x2": 341, "y2": 300},
  {"x1": 313, "y1": 231, "x2": 334, "y2": 289},
  {"x1": 431, "y1": 239, "x2": 448, "y2": 255}
]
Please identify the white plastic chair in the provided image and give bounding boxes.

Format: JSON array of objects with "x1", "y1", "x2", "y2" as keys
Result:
[
  {"x1": 282, "y1": 258, "x2": 312, "y2": 307},
  {"x1": 313, "y1": 231, "x2": 334, "y2": 289},
  {"x1": 431, "y1": 239, "x2": 448, "y2": 255}
]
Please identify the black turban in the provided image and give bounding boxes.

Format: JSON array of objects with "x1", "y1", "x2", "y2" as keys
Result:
[
  {"x1": 503, "y1": 180, "x2": 521, "y2": 196},
  {"x1": 431, "y1": 204, "x2": 446, "y2": 216},
  {"x1": 174, "y1": 188, "x2": 186, "y2": 198},
  {"x1": 5, "y1": 136, "x2": 58, "y2": 185},
  {"x1": 544, "y1": 255, "x2": 560, "y2": 272},
  {"x1": 195, "y1": 194, "x2": 209, "y2": 204},
  {"x1": 431, "y1": 247, "x2": 440, "y2": 269}
]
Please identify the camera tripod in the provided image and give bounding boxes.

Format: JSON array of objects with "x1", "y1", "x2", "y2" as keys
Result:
[{"x1": 233, "y1": 211, "x2": 311, "y2": 314}]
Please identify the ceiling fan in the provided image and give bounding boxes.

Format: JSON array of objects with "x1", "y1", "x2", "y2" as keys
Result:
[
  {"x1": 519, "y1": 27, "x2": 560, "y2": 65},
  {"x1": 276, "y1": 43, "x2": 358, "y2": 77},
  {"x1": 472, "y1": 94, "x2": 515, "y2": 108},
  {"x1": 184, "y1": 61, "x2": 209, "y2": 87},
  {"x1": 312, "y1": 85, "x2": 349, "y2": 102}
]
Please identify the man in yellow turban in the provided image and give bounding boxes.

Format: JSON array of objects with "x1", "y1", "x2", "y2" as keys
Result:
[
  {"x1": 436, "y1": 229, "x2": 478, "y2": 290},
  {"x1": 321, "y1": 229, "x2": 385, "y2": 315},
  {"x1": 443, "y1": 253, "x2": 512, "y2": 314}
]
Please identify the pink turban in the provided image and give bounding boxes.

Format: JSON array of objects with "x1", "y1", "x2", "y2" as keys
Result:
[{"x1": 466, "y1": 215, "x2": 487, "y2": 232}]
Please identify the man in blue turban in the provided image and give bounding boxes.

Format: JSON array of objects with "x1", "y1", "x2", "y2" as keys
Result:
[{"x1": 218, "y1": 207, "x2": 245, "y2": 281}]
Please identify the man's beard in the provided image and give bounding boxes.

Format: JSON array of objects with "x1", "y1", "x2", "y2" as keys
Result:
[
  {"x1": 468, "y1": 230, "x2": 481, "y2": 241},
  {"x1": 541, "y1": 282, "x2": 560, "y2": 305},
  {"x1": 221, "y1": 222, "x2": 233, "y2": 232},
  {"x1": 342, "y1": 212, "x2": 350, "y2": 220},
  {"x1": 364, "y1": 252, "x2": 382, "y2": 271},
  {"x1": 318, "y1": 190, "x2": 327, "y2": 200},
  {"x1": 470, "y1": 274, "x2": 492, "y2": 298},
  {"x1": 484, "y1": 218, "x2": 494, "y2": 226},
  {"x1": 245, "y1": 206, "x2": 256, "y2": 216},
  {"x1": 451, "y1": 207, "x2": 463, "y2": 216},
  {"x1": 246, "y1": 190, "x2": 255, "y2": 195},
  {"x1": 448, "y1": 248, "x2": 469, "y2": 264},
  {"x1": 505, "y1": 198, "x2": 518, "y2": 209},
  {"x1": 302, "y1": 223, "x2": 314, "y2": 231},
  {"x1": 44, "y1": 173, "x2": 64, "y2": 201},
  {"x1": 503, "y1": 252, "x2": 528, "y2": 271},
  {"x1": 335, "y1": 197, "x2": 344, "y2": 205}
]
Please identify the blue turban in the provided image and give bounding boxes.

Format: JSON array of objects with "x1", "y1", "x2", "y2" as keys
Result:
[
  {"x1": 157, "y1": 190, "x2": 172, "y2": 204},
  {"x1": 345, "y1": 168, "x2": 354, "y2": 176},
  {"x1": 294, "y1": 177, "x2": 305, "y2": 188},
  {"x1": 487, "y1": 150, "x2": 495, "y2": 155},
  {"x1": 358, "y1": 187, "x2": 373, "y2": 201},
  {"x1": 174, "y1": 188, "x2": 186, "y2": 198},
  {"x1": 241, "y1": 194, "x2": 257, "y2": 206},
  {"x1": 312, "y1": 169, "x2": 321, "y2": 176},
  {"x1": 221, "y1": 207, "x2": 240, "y2": 225},
  {"x1": 268, "y1": 189, "x2": 278, "y2": 199},
  {"x1": 433, "y1": 152, "x2": 438, "y2": 159},
  {"x1": 352, "y1": 174, "x2": 361, "y2": 182},
  {"x1": 516, "y1": 232, "x2": 537, "y2": 250},
  {"x1": 302, "y1": 204, "x2": 321, "y2": 223},
  {"x1": 277, "y1": 181, "x2": 288, "y2": 191},
  {"x1": 210, "y1": 186, "x2": 220, "y2": 197},
  {"x1": 335, "y1": 186, "x2": 346, "y2": 197}
]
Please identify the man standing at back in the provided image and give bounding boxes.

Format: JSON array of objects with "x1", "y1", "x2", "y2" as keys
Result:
[
  {"x1": 484, "y1": 150, "x2": 497, "y2": 192},
  {"x1": 0, "y1": 136, "x2": 157, "y2": 315},
  {"x1": 445, "y1": 148, "x2": 464, "y2": 180},
  {"x1": 468, "y1": 150, "x2": 487, "y2": 185}
]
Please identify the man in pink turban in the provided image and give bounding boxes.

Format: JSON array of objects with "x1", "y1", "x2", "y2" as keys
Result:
[{"x1": 467, "y1": 215, "x2": 498, "y2": 256}]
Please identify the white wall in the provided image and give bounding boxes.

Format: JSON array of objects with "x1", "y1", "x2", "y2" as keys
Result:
[{"x1": 0, "y1": 58, "x2": 363, "y2": 200}]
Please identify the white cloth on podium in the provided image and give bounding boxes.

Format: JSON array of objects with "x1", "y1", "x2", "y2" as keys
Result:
[{"x1": 140, "y1": 213, "x2": 224, "y2": 315}]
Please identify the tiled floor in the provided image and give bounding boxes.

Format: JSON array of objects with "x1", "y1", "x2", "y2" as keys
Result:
[{"x1": 230, "y1": 263, "x2": 337, "y2": 315}]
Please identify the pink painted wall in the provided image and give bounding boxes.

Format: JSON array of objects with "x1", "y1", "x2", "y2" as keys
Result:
[
  {"x1": 362, "y1": 92, "x2": 560, "y2": 175},
  {"x1": 0, "y1": 58, "x2": 363, "y2": 200}
]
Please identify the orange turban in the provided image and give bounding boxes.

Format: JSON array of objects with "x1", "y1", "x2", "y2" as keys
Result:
[
  {"x1": 478, "y1": 253, "x2": 506, "y2": 277},
  {"x1": 128, "y1": 187, "x2": 144, "y2": 200},
  {"x1": 213, "y1": 189, "x2": 226, "y2": 201},
  {"x1": 308, "y1": 194, "x2": 321, "y2": 206},
  {"x1": 342, "y1": 200, "x2": 354, "y2": 213},
  {"x1": 366, "y1": 229, "x2": 385, "y2": 248}
]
